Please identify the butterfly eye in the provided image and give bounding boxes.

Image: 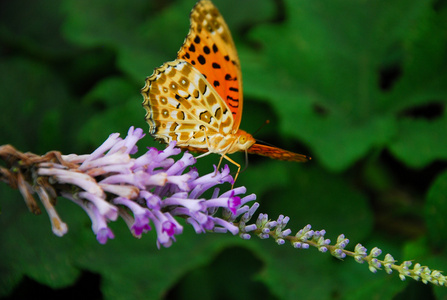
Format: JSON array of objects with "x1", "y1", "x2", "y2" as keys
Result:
[{"x1": 238, "y1": 136, "x2": 247, "y2": 144}]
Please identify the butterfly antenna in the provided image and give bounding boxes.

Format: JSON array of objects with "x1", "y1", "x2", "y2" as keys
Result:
[
  {"x1": 254, "y1": 138, "x2": 277, "y2": 148},
  {"x1": 252, "y1": 120, "x2": 270, "y2": 137}
]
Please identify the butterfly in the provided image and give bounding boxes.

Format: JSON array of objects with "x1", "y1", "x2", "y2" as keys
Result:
[{"x1": 142, "y1": 0, "x2": 310, "y2": 183}]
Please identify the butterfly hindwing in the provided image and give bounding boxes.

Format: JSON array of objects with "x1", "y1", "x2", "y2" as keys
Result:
[
  {"x1": 177, "y1": 0, "x2": 243, "y2": 131},
  {"x1": 142, "y1": 59, "x2": 235, "y2": 149}
]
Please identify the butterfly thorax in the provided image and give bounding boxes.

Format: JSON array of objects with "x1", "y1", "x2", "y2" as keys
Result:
[{"x1": 206, "y1": 129, "x2": 255, "y2": 155}]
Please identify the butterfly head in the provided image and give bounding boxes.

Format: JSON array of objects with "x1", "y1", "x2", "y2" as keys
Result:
[{"x1": 230, "y1": 130, "x2": 256, "y2": 153}]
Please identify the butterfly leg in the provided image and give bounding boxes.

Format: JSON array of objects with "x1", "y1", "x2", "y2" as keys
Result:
[
  {"x1": 216, "y1": 153, "x2": 225, "y2": 175},
  {"x1": 215, "y1": 140, "x2": 235, "y2": 177},
  {"x1": 182, "y1": 127, "x2": 213, "y2": 159},
  {"x1": 193, "y1": 126, "x2": 215, "y2": 161},
  {"x1": 221, "y1": 154, "x2": 241, "y2": 188},
  {"x1": 201, "y1": 128, "x2": 222, "y2": 177},
  {"x1": 195, "y1": 151, "x2": 212, "y2": 159}
]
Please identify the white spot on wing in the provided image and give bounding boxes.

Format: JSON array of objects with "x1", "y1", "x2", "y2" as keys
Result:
[
  {"x1": 177, "y1": 89, "x2": 189, "y2": 98},
  {"x1": 168, "y1": 98, "x2": 180, "y2": 107}
]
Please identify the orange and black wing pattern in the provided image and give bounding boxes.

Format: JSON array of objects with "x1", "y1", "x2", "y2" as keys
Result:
[{"x1": 177, "y1": 0, "x2": 243, "y2": 131}]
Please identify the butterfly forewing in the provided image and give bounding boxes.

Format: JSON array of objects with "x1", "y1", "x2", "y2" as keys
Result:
[
  {"x1": 177, "y1": 0, "x2": 243, "y2": 131},
  {"x1": 142, "y1": 59, "x2": 235, "y2": 149}
]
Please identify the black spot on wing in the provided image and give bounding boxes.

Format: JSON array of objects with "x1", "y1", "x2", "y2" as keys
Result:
[
  {"x1": 227, "y1": 96, "x2": 239, "y2": 108},
  {"x1": 198, "y1": 55, "x2": 206, "y2": 65},
  {"x1": 225, "y1": 74, "x2": 237, "y2": 81},
  {"x1": 212, "y1": 63, "x2": 221, "y2": 69}
]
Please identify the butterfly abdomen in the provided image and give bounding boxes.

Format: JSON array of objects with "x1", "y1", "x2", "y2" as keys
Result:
[{"x1": 247, "y1": 143, "x2": 311, "y2": 162}]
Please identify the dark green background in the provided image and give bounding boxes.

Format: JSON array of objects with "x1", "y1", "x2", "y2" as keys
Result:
[{"x1": 1, "y1": 0, "x2": 447, "y2": 299}]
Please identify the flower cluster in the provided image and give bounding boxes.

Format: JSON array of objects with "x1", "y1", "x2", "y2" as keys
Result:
[
  {"x1": 1, "y1": 126, "x2": 446, "y2": 287},
  {"x1": 1, "y1": 127, "x2": 256, "y2": 248}
]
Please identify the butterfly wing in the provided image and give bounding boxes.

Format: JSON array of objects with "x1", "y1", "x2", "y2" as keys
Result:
[
  {"x1": 247, "y1": 143, "x2": 311, "y2": 162},
  {"x1": 177, "y1": 0, "x2": 243, "y2": 132},
  {"x1": 141, "y1": 59, "x2": 235, "y2": 149}
]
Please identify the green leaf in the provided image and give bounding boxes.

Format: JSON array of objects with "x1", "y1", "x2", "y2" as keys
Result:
[
  {"x1": 0, "y1": 58, "x2": 75, "y2": 153},
  {"x1": 62, "y1": 0, "x2": 193, "y2": 81},
  {"x1": 84, "y1": 76, "x2": 137, "y2": 107},
  {"x1": 0, "y1": 0, "x2": 75, "y2": 56},
  {"x1": 241, "y1": 0, "x2": 443, "y2": 171},
  {"x1": 75, "y1": 226, "x2": 250, "y2": 299},
  {"x1": 76, "y1": 76, "x2": 148, "y2": 149},
  {"x1": 77, "y1": 96, "x2": 147, "y2": 148},
  {"x1": 0, "y1": 190, "x2": 83, "y2": 296},
  {"x1": 389, "y1": 116, "x2": 447, "y2": 168},
  {"x1": 425, "y1": 169, "x2": 447, "y2": 249},
  {"x1": 286, "y1": 167, "x2": 372, "y2": 241},
  {"x1": 383, "y1": 6, "x2": 447, "y2": 113}
]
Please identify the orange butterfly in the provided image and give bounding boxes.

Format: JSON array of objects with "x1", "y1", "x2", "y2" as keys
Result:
[{"x1": 142, "y1": 0, "x2": 310, "y2": 183}]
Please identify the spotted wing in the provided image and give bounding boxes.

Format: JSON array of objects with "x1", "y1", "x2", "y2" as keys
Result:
[
  {"x1": 247, "y1": 143, "x2": 311, "y2": 162},
  {"x1": 141, "y1": 59, "x2": 234, "y2": 149},
  {"x1": 177, "y1": 0, "x2": 243, "y2": 132}
]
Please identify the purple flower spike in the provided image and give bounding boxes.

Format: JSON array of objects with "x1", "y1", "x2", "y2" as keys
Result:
[
  {"x1": 203, "y1": 191, "x2": 241, "y2": 215},
  {"x1": 186, "y1": 218, "x2": 206, "y2": 234},
  {"x1": 162, "y1": 196, "x2": 204, "y2": 212},
  {"x1": 140, "y1": 190, "x2": 161, "y2": 210},
  {"x1": 165, "y1": 152, "x2": 196, "y2": 176},
  {"x1": 162, "y1": 220, "x2": 176, "y2": 236},
  {"x1": 151, "y1": 210, "x2": 179, "y2": 248},
  {"x1": 21, "y1": 127, "x2": 256, "y2": 247},
  {"x1": 228, "y1": 194, "x2": 241, "y2": 214},
  {"x1": 64, "y1": 192, "x2": 115, "y2": 244},
  {"x1": 188, "y1": 165, "x2": 233, "y2": 199},
  {"x1": 79, "y1": 133, "x2": 121, "y2": 168},
  {"x1": 212, "y1": 217, "x2": 239, "y2": 235},
  {"x1": 96, "y1": 226, "x2": 115, "y2": 245},
  {"x1": 78, "y1": 191, "x2": 118, "y2": 221},
  {"x1": 122, "y1": 127, "x2": 145, "y2": 155},
  {"x1": 156, "y1": 141, "x2": 181, "y2": 161},
  {"x1": 166, "y1": 174, "x2": 191, "y2": 191},
  {"x1": 113, "y1": 197, "x2": 152, "y2": 236}
]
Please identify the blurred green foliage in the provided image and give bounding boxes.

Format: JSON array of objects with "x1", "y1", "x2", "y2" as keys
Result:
[{"x1": 1, "y1": 0, "x2": 447, "y2": 299}]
